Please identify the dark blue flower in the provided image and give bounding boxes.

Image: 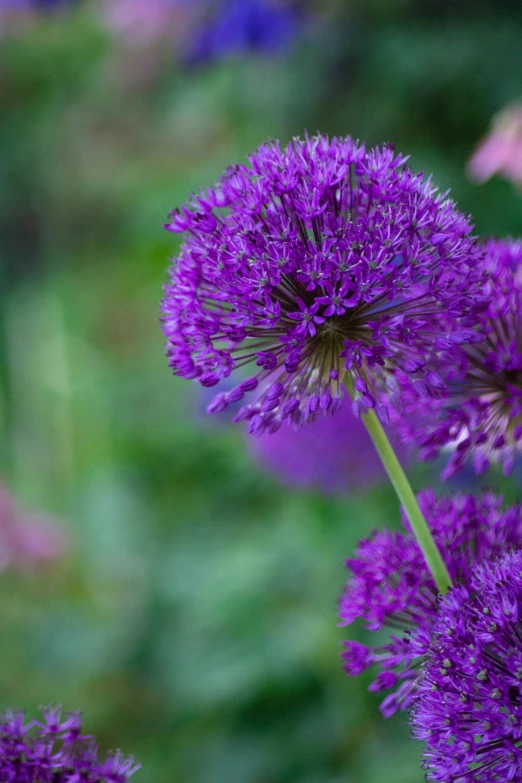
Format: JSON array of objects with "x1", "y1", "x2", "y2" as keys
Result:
[{"x1": 187, "y1": 0, "x2": 302, "y2": 63}]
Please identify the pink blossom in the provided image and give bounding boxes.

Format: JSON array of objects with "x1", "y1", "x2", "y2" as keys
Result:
[
  {"x1": 468, "y1": 103, "x2": 522, "y2": 187},
  {"x1": 0, "y1": 484, "x2": 66, "y2": 571}
]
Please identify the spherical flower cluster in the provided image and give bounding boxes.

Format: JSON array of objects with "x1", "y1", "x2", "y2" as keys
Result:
[
  {"x1": 339, "y1": 490, "x2": 522, "y2": 717},
  {"x1": 412, "y1": 238, "x2": 522, "y2": 478},
  {"x1": 411, "y1": 551, "x2": 522, "y2": 782},
  {"x1": 248, "y1": 397, "x2": 410, "y2": 493},
  {"x1": 162, "y1": 134, "x2": 484, "y2": 436},
  {"x1": 0, "y1": 705, "x2": 140, "y2": 783}
]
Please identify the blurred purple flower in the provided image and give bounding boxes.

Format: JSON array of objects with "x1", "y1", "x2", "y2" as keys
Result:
[
  {"x1": 0, "y1": 706, "x2": 140, "y2": 783},
  {"x1": 162, "y1": 135, "x2": 484, "y2": 437},
  {"x1": 0, "y1": 484, "x2": 66, "y2": 571},
  {"x1": 468, "y1": 103, "x2": 522, "y2": 189},
  {"x1": 186, "y1": 0, "x2": 303, "y2": 63},
  {"x1": 248, "y1": 397, "x2": 410, "y2": 493}
]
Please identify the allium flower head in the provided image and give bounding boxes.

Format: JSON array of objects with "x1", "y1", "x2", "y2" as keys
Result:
[
  {"x1": 339, "y1": 490, "x2": 522, "y2": 717},
  {"x1": 0, "y1": 0, "x2": 75, "y2": 32},
  {"x1": 411, "y1": 551, "x2": 522, "y2": 783},
  {"x1": 0, "y1": 484, "x2": 66, "y2": 571},
  {"x1": 162, "y1": 134, "x2": 483, "y2": 436},
  {"x1": 0, "y1": 705, "x2": 140, "y2": 783},
  {"x1": 411, "y1": 238, "x2": 522, "y2": 478},
  {"x1": 249, "y1": 398, "x2": 410, "y2": 493}
]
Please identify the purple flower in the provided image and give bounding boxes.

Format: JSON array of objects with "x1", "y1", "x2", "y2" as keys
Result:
[
  {"x1": 0, "y1": 706, "x2": 140, "y2": 783},
  {"x1": 161, "y1": 134, "x2": 484, "y2": 436},
  {"x1": 411, "y1": 551, "x2": 522, "y2": 783},
  {"x1": 248, "y1": 398, "x2": 410, "y2": 493},
  {"x1": 339, "y1": 490, "x2": 522, "y2": 717},
  {"x1": 408, "y1": 239, "x2": 522, "y2": 478}
]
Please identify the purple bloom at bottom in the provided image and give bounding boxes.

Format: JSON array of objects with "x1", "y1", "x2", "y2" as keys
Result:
[
  {"x1": 339, "y1": 491, "x2": 522, "y2": 717},
  {"x1": 162, "y1": 134, "x2": 484, "y2": 436},
  {"x1": 0, "y1": 706, "x2": 140, "y2": 783},
  {"x1": 411, "y1": 551, "x2": 522, "y2": 783},
  {"x1": 248, "y1": 397, "x2": 410, "y2": 493}
]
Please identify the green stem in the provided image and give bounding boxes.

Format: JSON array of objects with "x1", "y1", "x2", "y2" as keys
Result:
[{"x1": 344, "y1": 378, "x2": 452, "y2": 594}]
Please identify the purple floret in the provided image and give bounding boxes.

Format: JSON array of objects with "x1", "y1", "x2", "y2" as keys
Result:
[
  {"x1": 411, "y1": 551, "x2": 522, "y2": 783},
  {"x1": 405, "y1": 238, "x2": 522, "y2": 478},
  {"x1": 0, "y1": 706, "x2": 140, "y2": 783},
  {"x1": 339, "y1": 490, "x2": 522, "y2": 717},
  {"x1": 161, "y1": 134, "x2": 484, "y2": 436}
]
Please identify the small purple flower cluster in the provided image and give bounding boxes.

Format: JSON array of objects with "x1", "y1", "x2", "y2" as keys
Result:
[
  {"x1": 162, "y1": 134, "x2": 484, "y2": 437},
  {"x1": 339, "y1": 490, "x2": 522, "y2": 716},
  {"x1": 0, "y1": 706, "x2": 139, "y2": 783}
]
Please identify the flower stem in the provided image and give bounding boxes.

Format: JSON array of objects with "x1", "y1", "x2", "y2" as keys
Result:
[{"x1": 344, "y1": 379, "x2": 452, "y2": 594}]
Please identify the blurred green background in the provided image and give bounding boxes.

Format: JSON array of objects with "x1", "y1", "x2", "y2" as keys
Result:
[{"x1": 1, "y1": 2, "x2": 522, "y2": 782}]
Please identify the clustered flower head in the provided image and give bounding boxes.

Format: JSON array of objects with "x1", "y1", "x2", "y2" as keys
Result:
[
  {"x1": 410, "y1": 238, "x2": 522, "y2": 478},
  {"x1": 248, "y1": 397, "x2": 410, "y2": 493},
  {"x1": 162, "y1": 133, "x2": 484, "y2": 436},
  {"x1": 0, "y1": 705, "x2": 140, "y2": 783},
  {"x1": 339, "y1": 490, "x2": 522, "y2": 717},
  {"x1": 411, "y1": 551, "x2": 522, "y2": 783}
]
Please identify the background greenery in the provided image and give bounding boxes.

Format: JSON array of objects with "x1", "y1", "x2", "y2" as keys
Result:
[{"x1": 1, "y1": 2, "x2": 521, "y2": 781}]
